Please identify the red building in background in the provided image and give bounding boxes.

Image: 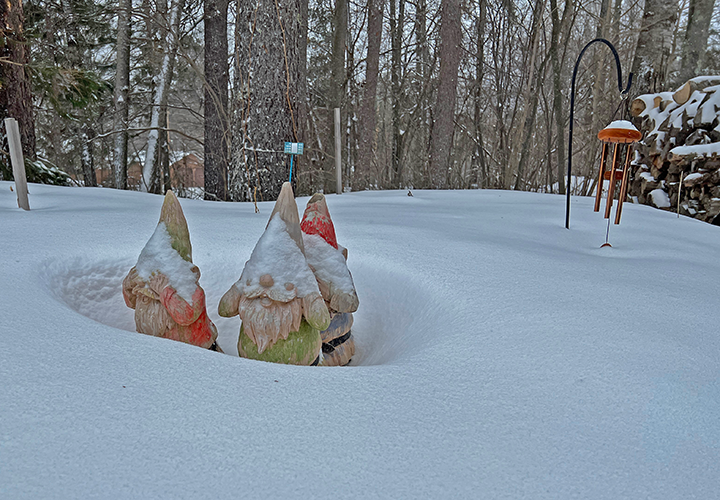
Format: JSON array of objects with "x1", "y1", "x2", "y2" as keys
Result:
[{"x1": 95, "y1": 153, "x2": 204, "y2": 190}]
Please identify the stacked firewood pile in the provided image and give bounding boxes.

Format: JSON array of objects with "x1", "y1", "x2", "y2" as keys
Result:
[{"x1": 630, "y1": 76, "x2": 720, "y2": 224}]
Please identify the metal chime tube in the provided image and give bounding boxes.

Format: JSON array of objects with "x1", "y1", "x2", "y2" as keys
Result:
[
  {"x1": 604, "y1": 143, "x2": 621, "y2": 218},
  {"x1": 614, "y1": 143, "x2": 633, "y2": 224},
  {"x1": 594, "y1": 142, "x2": 608, "y2": 212}
]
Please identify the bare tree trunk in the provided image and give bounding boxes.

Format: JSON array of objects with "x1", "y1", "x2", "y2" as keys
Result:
[
  {"x1": 142, "y1": 0, "x2": 184, "y2": 193},
  {"x1": 81, "y1": 124, "x2": 97, "y2": 187},
  {"x1": 549, "y1": 0, "x2": 570, "y2": 195},
  {"x1": 677, "y1": 0, "x2": 716, "y2": 84},
  {"x1": 578, "y1": 0, "x2": 612, "y2": 196},
  {"x1": 413, "y1": 0, "x2": 429, "y2": 188},
  {"x1": 112, "y1": 0, "x2": 131, "y2": 189},
  {"x1": 543, "y1": 92, "x2": 554, "y2": 192},
  {"x1": 390, "y1": 0, "x2": 404, "y2": 188},
  {"x1": 296, "y1": 0, "x2": 308, "y2": 191},
  {"x1": 515, "y1": 58, "x2": 550, "y2": 191},
  {"x1": 631, "y1": 0, "x2": 679, "y2": 95},
  {"x1": 469, "y1": 0, "x2": 487, "y2": 189},
  {"x1": 326, "y1": 0, "x2": 347, "y2": 193},
  {"x1": 0, "y1": 0, "x2": 36, "y2": 161},
  {"x1": 229, "y1": 0, "x2": 305, "y2": 201},
  {"x1": 428, "y1": 0, "x2": 461, "y2": 189},
  {"x1": 611, "y1": 0, "x2": 622, "y2": 41},
  {"x1": 204, "y1": 0, "x2": 229, "y2": 200},
  {"x1": 512, "y1": 0, "x2": 546, "y2": 191},
  {"x1": 356, "y1": 0, "x2": 382, "y2": 190}
]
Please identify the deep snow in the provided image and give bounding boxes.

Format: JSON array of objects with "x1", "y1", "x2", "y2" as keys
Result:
[{"x1": 1, "y1": 181, "x2": 719, "y2": 499}]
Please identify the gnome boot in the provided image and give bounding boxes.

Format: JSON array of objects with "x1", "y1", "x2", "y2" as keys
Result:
[{"x1": 320, "y1": 312, "x2": 355, "y2": 366}]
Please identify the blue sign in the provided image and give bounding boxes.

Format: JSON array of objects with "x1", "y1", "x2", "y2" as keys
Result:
[
  {"x1": 284, "y1": 142, "x2": 304, "y2": 182},
  {"x1": 284, "y1": 142, "x2": 304, "y2": 155}
]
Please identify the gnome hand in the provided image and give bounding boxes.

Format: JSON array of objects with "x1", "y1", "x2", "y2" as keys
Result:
[
  {"x1": 316, "y1": 276, "x2": 359, "y2": 314},
  {"x1": 302, "y1": 292, "x2": 331, "y2": 331},
  {"x1": 122, "y1": 267, "x2": 140, "y2": 308},
  {"x1": 218, "y1": 284, "x2": 242, "y2": 318},
  {"x1": 328, "y1": 286, "x2": 360, "y2": 314},
  {"x1": 148, "y1": 273, "x2": 170, "y2": 296}
]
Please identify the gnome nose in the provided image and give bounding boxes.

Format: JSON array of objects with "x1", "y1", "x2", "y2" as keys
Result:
[{"x1": 259, "y1": 274, "x2": 274, "y2": 287}]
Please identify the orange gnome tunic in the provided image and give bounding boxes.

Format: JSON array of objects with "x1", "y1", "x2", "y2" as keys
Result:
[
  {"x1": 159, "y1": 285, "x2": 218, "y2": 347},
  {"x1": 122, "y1": 279, "x2": 218, "y2": 349}
]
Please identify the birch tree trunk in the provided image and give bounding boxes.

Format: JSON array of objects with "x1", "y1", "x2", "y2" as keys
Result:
[
  {"x1": 356, "y1": 0, "x2": 382, "y2": 190},
  {"x1": 113, "y1": 0, "x2": 131, "y2": 189},
  {"x1": 204, "y1": 0, "x2": 230, "y2": 200},
  {"x1": 229, "y1": 0, "x2": 304, "y2": 202},
  {"x1": 428, "y1": 0, "x2": 461, "y2": 189},
  {"x1": 142, "y1": 0, "x2": 185, "y2": 193},
  {"x1": 630, "y1": 0, "x2": 679, "y2": 95}
]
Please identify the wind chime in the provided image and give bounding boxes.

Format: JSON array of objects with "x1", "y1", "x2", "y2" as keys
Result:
[{"x1": 593, "y1": 120, "x2": 641, "y2": 246}]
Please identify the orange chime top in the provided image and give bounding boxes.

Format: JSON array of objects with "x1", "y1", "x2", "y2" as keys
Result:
[{"x1": 597, "y1": 120, "x2": 641, "y2": 144}]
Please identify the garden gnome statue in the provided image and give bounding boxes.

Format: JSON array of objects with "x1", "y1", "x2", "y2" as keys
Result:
[
  {"x1": 122, "y1": 191, "x2": 220, "y2": 350},
  {"x1": 218, "y1": 182, "x2": 331, "y2": 365},
  {"x1": 301, "y1": 194, "x2": 359, "y2": 366}
]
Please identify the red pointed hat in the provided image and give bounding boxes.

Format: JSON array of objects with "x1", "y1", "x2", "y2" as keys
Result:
[{"x1": 301, "y1": 193, "x2": 338, "y2": 249}]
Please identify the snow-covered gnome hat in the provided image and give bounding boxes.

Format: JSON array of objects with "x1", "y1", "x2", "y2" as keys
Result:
[
  {"x1": 158, "y1": 190, "x2": 192, "y2": 262},
  {"x1": 133, "y1": 190, "x2": 199, "y2": 301},
  {"x1": 301, "y1": 193, "x2": 359, "y2": 313},
  {"x1": 228, "y1": 182, "x2": 331, "y2": 353}
]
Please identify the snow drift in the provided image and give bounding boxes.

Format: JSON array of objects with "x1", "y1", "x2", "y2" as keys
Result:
[{"x1": 2, "y1": 182, "x2": 720, "y2": 498}]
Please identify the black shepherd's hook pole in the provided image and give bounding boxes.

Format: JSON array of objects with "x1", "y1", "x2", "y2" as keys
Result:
[{"x1": 565, "y1": 38, "x2": 633, "y2": 229}]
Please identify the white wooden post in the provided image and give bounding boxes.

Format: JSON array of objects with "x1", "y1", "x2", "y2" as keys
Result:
[
  {"x1": 334, "y1": 107, "x2": 342, "y2": 194},
  {"x1": 5, "y1": 118, "x2": 29, "y2": 210}
]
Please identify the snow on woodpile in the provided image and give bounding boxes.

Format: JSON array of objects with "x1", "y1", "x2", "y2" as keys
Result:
[{"x1": 630, "y1": 76, "x2": 720, "y2": 224}]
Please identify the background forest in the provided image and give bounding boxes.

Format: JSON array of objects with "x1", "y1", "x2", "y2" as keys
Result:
[{"x1": 1, "y1": 0, "x2": 719, "y2": 201}]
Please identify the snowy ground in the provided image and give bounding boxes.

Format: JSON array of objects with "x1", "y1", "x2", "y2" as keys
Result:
[{"x1": 1, "y1": 181, "x2": 719, "y2": 499}]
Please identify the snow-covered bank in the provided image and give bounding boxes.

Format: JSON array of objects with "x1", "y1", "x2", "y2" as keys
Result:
[{"x1": 2, "y1": 182, "x2": 719, "y2": 498}]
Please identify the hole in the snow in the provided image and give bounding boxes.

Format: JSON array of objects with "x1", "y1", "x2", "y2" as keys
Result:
[
  {"x1": 42, "y1": 258, "x2": 138, "y2": 333},
  {"x1": 41, "y1": 259, "x2": 437, "y2": 366}
]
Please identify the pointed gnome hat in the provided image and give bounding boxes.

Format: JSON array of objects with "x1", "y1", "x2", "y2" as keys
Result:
[
  {"x1": 269, "y1": 182, "x2": 304, "y2": 253},
  {"x1": 238, "y1": 181, "x2": 318, "y2": 304},
  {"x1": 301, "y1": 193, "x2": 359, "y2": 313},
  {"x1": 300, "y1": 193, "x2": 338, "y2": 249},
  {"x1": 134, "y1": 190, "x2": 198, "y2": 301},
  {"x1": 158, "y1": 190, "x2": 192, "y2": 262}
]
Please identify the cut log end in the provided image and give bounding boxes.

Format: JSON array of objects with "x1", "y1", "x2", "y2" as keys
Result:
[
  {"x1": 672, "y1": 77, "x2": 720, "y2": 105},
  {"x1": 631, "y1": 98, "x2": 646, "y2": 117}
]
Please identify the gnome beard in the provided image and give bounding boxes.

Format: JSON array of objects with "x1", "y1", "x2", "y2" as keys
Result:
[
  {"x1": 134, "y1": 294, "x2": 174, "y2": 335},
  {"x1": 238, "y1": 295, "x2": 303, "y2": 353}
]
